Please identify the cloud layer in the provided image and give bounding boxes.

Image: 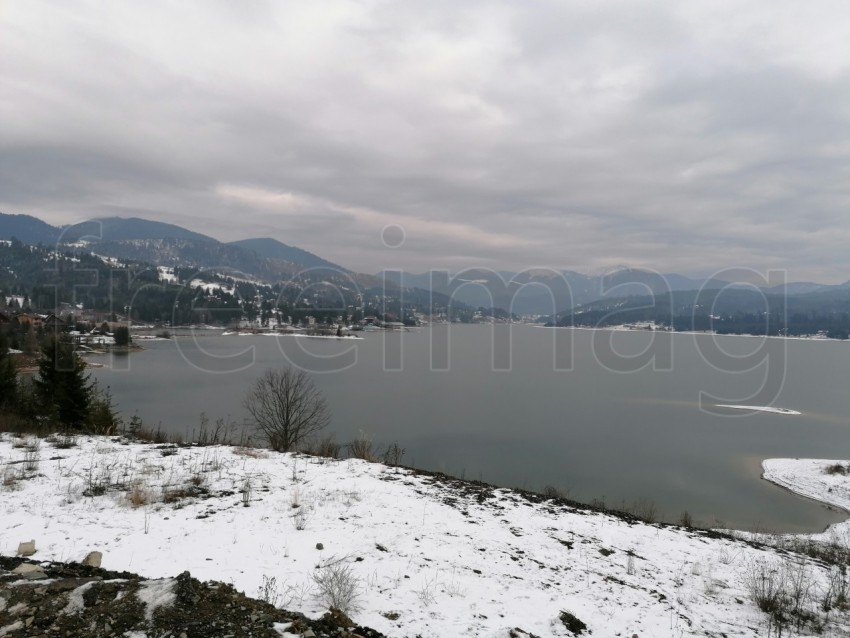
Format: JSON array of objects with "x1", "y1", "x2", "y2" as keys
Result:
[{"x1": 1, "y1": 1, "x2": 849, "y2": 280}]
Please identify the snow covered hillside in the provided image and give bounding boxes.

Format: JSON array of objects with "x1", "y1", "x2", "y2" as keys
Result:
[{"x1": 2, "y1": 434, "x2": 850, "y2": 637}]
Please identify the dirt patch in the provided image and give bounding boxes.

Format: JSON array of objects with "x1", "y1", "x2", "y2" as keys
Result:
[{"x1": 0, "y1": 556, "x2": 386, "y2": 637}]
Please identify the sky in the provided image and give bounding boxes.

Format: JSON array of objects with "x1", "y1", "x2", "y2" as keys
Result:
[{"x1": 1, "y1": 1, "x2": 849, "y2": 281}]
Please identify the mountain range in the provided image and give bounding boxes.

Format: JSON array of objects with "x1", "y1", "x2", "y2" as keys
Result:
[
  {"x1": 2, "y1": 211, "x2": 849, "y2": 323},
  {"x1": 0, "y1": 213, "x2": 345, "y2": 276}
]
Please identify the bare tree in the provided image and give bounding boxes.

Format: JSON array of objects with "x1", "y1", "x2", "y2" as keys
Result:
[{"x1": 243, "y1": 368, "x2": 331, "y2": 452}]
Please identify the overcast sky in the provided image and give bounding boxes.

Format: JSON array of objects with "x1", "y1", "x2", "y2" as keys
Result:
[{"x1": 1, "y1": 1, "x2": 849, "y2": 281}]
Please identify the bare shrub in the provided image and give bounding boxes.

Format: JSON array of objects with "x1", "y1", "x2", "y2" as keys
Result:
[
  {"x1": 2, "y1": 467, "x2": 18, "y2": 490},
  {"x1": 382, "y1": 442, "x2": 405, "y2": 467},
  {"x1": 312, "y1": 559, "x2": 361, "y2": 614},
  {"x1": 303, "y1": 435, "x2": 341, "y2": 459},
  {"x1": 630, "y1": 498, "x2": 658, "y2": 524},
  {"x1": 542, "y1": 485, "x2": 562, "y2": 499},
  {"x1": 744, "y1": 558, "x2": 785, "y2": 612},
  {"x1": 22, "y1": 438, "x2": 40, "y2": 473},
  {"x1": 678, "y1": 510, "x2": 694, "y2": 528},
  {"x1": 416, "y1": 574, "x2": 438, "y2": 606},
  {"x1": 824, "y1": 463, "x2": 848, "y2": 475},
  {"x1": 0, "y1": 413, "x2": 45, "y2": 436},
  {"x1": 258, "y1": 574, "x2": 281, "y2": 608},
  {"x1": 822, "y1": 564, "x2": 850, "y2": 611},
  {"x1": 718, "y1": 545, "x2": 736, "y2": 565},
  {"x1": 134, "y1": 425, "x2": 169, "y2": 444},
  {"x1": 349, "y1": 432, "x2": 377, "y2": 462},
  {"x1": 292, "y1": 504, "x2": 311, "y2": 530},
  {"x1": 51, "y1": 433, "x2": 78, "y2": 449},
  {"x1": 195, "y1": 413, "x2": 236, "y2": 446},
  {"x1": 784, "y1": 559, "x2": 814, "y2": 623},
  {"x1": 128, "y1": 481, "x2": 150, "y2": 508}
]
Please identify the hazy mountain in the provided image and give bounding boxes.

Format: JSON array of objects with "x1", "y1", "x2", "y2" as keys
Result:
[
  {"x1": 555, "y1": 286, "x2": 850, "y2": 338},
  {"x1": 376, "y1": 268, "x2": 735, "y2": 315},
  {"x1": 0, "y1": 212, "x2": 346, "y2": 279},
  {"x1": 0, "y1": 212, "x2": 61, "y2": 245},
  {"x1": 61, "y1": 217, "x2": 215, "y2": 243},
  {"x1": 228, "y1": 237, "x2": 346, "y2": 272}
]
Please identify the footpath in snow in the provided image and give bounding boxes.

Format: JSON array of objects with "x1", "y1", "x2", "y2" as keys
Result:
[{"x1": 2, "y1": 434, "x2": 850, "y2": 637}]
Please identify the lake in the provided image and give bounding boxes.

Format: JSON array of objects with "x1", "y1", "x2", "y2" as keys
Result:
[{"x1": 90, "y1": 324, "x2": 850, "y2": 533}]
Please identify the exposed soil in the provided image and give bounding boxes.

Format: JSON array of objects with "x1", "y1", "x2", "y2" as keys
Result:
[{"x1": 0, "y1": 556, "x2": 386, "y2": 638}]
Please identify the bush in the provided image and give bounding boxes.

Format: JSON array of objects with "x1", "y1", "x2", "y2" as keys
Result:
[
  {"x1": 348, "y1": 432, "x2": 377, "y2": 462},
  {"x1": 312, "y1": 560, "x2": 361, "y2": 614},
  {"x1": 743, "y1": 557, "x2": 785, "y2": 615},
  {"x1": 303, "y1": 435, "x2": 341, "y2": 459}
]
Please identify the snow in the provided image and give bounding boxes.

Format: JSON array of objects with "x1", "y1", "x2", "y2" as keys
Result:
[
  {"x1": 189, "y1": 279, "x2": 235, "y2": 295},
  {"x1": 62, "y1": 580, "x2": 99, "y2": 615},
  {"x1": 2, "y1": 434, "x2": 850, "y2": 636},
  {"x1": 716, "y1": 405, "x2": 802, "y2": 415},
  {"x1": 137, "y1": 578, "x2": 177, "y2": 620},
  {"x1": 157, "y1": 267, "x2": 177, "y2": 283}
]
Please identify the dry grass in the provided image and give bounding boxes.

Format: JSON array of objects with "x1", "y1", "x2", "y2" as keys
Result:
[
  {"x1": 348, "y1": 433, "x2": 378, "y2": 463},
  {"x1": 162, "y1": 486, "x2": 191, "y2": 503},
  {"x1": 2, "y1": 467, "x2": 18, "y2": 490},
  {"x1": 303, "y1": 435, "x2": 342, "y2": 459},
  {"x1": 128, "y1": 481, "x2": 150, "y2": 508},
  {"x1": 232, "y1": 446, "x2": 269, "y2": 459},
  {"x1": 825, "y1": 463, "x2": 848, "y2": 475},
  {"x1": 0, "y1": 413, "x2": 45, "y2": 436}
]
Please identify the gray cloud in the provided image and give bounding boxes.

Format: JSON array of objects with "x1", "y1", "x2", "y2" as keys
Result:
[{"x1": 1, "y1": 0, "x2": 849, "y2": 281}]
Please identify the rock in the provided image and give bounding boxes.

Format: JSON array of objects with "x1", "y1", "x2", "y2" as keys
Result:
[
  {"x1": 82, "y1": 551, "x2": 103, "y2": 568},
  {"x1": 315, "y1": 543, "x2": 324, "y2": 550},
  {"x1": 303, "y1": 630, "x2": 316, "y2": 638},
  {"x1": 12, "y1": 563, "x2": 44, "y2": 574},
  {"x1": 17, "y1": 540, "x2": 36, "y2": 556},
  {"x1": 23, "y1": 570, "x2": 48, "y2": 580}
]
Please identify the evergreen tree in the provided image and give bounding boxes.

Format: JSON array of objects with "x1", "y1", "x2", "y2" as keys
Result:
[
  {"x1": 0, "y1": 332, "x2": 17, "y2": 411},
  {"x1": 113, "y1": 325, "x2": 131, "y2": 347},
  {"x1": 35, "y1": 335, "x2": 92, "y2": 429}
]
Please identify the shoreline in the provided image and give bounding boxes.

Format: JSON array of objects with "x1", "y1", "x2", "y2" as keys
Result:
[
  {"x1": 761, "y1": 458, "x2": 850, "y2": 538},
  {"x1": 540, "y1": 324, "x2": 850, "y2": 342}
]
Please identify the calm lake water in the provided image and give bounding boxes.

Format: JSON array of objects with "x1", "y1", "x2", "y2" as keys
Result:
[{"x1": 90, "y1": 324, "x2": 850, "y2": 533}]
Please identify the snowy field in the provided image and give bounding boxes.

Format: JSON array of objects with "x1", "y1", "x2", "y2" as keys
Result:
[{"x1": 2, "y1": 434, "x2": 850, "y2": 637}]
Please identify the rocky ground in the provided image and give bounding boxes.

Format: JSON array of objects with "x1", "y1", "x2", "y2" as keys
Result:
[{"x1": 0, "y1": 556, "x2": 386, "y2": 638}]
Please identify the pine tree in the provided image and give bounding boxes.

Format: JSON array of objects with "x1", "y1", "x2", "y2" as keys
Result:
[
  {"x1": 0, "y1": 332, "x2": 17, "y2": 411},
  {"x1": 35, "y1": 335, "x2": 92, "y2": 429}
]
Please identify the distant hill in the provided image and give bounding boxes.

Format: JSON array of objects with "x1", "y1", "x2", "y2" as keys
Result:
[
  {"x1": 228, "y1": 237, "x2": 346, "y2": 272},
  {"x1": 553, "y1": 287, "x2": 850, "y2": 338},
  {"x1": 0, "y1": 213, "x2": 61, "y2": 245},
  {"x1": 61, "y1": 217, "x2": 216, "y2": 243},
  {"x1": 376, "y1": 268, "x2": 736, "y2": 315}
]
